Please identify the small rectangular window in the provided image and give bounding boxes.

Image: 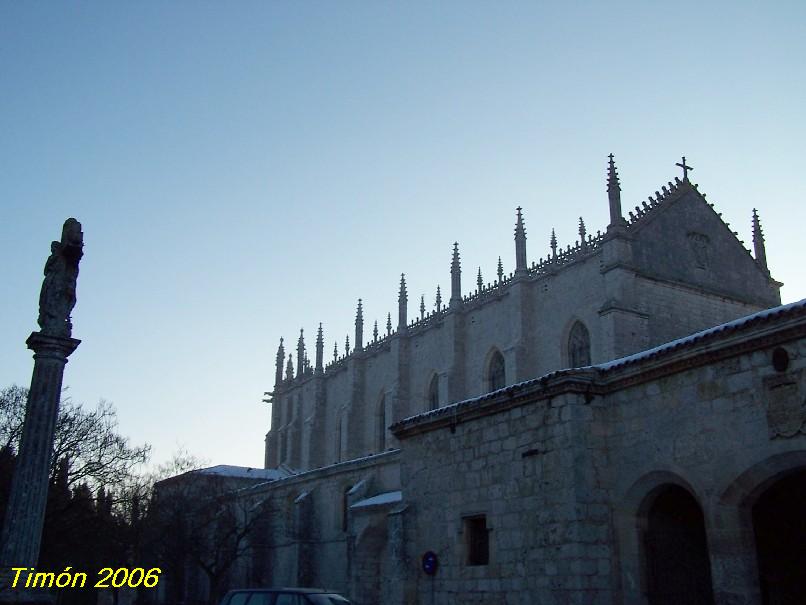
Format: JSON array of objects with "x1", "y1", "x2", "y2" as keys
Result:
[{"x1": 464, "y1": 515, "x2": 489, "y2": 566}]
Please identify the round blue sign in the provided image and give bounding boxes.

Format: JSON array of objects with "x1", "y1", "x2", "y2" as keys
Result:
[{"x1": 422, "y1": 550, "x2": 438, "y2": 575}]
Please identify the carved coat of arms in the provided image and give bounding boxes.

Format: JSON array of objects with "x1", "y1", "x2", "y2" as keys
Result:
[{"x1": 764, "y1": 373, "x2": 806, "y2": 439}]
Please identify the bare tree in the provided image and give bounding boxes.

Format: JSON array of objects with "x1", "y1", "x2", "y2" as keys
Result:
[
  {"x1": 143, "y1": 463, "x2": 272, "y2": 605},
  {"x1": 0, "y1": 385, "x2": 27, "y2": 453},
  {"x1": 0, "y1": 386, "x2": 151, "y2": 496},
  {"x1": 1, "y1": 385, "x2": 153, "y2": 605}
]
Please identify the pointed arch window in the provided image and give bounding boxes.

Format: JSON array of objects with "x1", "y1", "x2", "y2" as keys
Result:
[
  {"x1": 284, "y1": 396, "x2": 293, "y2": 426},
  {"x1": 487, "y1": 351, "x2": 506, "y2": 392},
  {"x1": 337, "y1": 412, "x2": 347, "y2": 463},
  {"x1": 377, "y1": 395, "x2": 387, "y2": 452},
  {"x1": 278, "y1": 431, "x2": 286, "y2": 464},
  {"x1": 568, "y1": 321, "x2": 591, "y2": 367},
  {"x1": 428, "y1": 375, "x2": 439, "y2": 410}
]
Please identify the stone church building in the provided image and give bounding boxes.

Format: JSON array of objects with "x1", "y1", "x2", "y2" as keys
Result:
[{"x1": 178, "y1": 157, "x2": 806, "y2": 605}]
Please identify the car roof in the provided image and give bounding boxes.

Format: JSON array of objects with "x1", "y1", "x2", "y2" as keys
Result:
[{"x1": 226, "y1": 588, "x2": 334, "y2": 594}]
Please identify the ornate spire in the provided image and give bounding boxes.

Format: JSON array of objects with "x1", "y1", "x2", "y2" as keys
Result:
[
  {"x1": 275, "y1": 337, "x2": 285, "y2": 385},
  {"x1": 550, "y1": 228, "x2": 558, "y2": 258},
  {"x1": 435, "y1": 285, "x2": 442, "y2": 311},
  {"x1": 333, "y1": 341, "x2": 338, "y2": 363},
  {"x1": 285, "y1": 353, "x2": 294, "y2": 381},
  {"x1": 579, "y1": 217, "x2": 587, "y2": 249},
  {"x1": 373, "y1": 320, "x2": 379, "y2": 342},
  {"x1": 354, "y1": 299, "x2": 364, "y2": 351},
  {"x1": 315, "y1": 324, "x2": 324, "y2": 374},
  {"x1": 420, "y1": 295, "x2": 426, "y2": 319},
  {"x1": 450, "y1": 242, "x2": 462, "y2": 306},
  {"x1": 607, "y1": 153, "x2": 625, "y2": 228},
  {"x1": 514, "y1": 207, "x2": 527, "y2": 274},
  {"x1": 345, "y1": 334, "x2": 350, "y2": 356},
  {"x1": 497, "y1": 256, "x2": 504, "y2": 284},
  {"x1": 752, "y1": 208, "x2": 768, "y2": 271},
  {"x1": 386, "y1": 312, "x2": 392, "y2": 336},
  {"x1": 296, "y1": 329, "x2": 305, "y2": 379},
  {"x1": 477, "y1": 267, "x2": 483, "y2": 292},
  {"x1": 398, "y1": 274, "x2": 408, "y2": 330}
]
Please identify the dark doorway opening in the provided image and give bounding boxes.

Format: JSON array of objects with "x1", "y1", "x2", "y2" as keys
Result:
[
  {"x1": 644, "y1": 485, "x2": 714, "y2": 605},
  {"x1": 752, "y1": 469, "x2": 806, "y2": 605}
]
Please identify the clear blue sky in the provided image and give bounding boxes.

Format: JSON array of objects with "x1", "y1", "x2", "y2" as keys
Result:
[{"x1": 2, "y1": 2, "x2": 804, "y2": 469}]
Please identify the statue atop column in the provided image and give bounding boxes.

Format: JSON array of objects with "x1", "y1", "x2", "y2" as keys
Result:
[
  {"x1": 0, "y1": 219, "x2": 83, "y2": 604},
  {"x1": 37, "y1": 218, "x2": 83, "y2": 338}
]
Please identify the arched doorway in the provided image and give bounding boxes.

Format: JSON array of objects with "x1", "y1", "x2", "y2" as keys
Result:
[
  {"x1": 351, "y1": 524, "x2": 388, "y2": 605},
  {"x1": 752, "y1": 469, "x2": 806, "y2": 604},
  {"x1": 644, "y1": 485, "x2": 714, "y2": 605}
]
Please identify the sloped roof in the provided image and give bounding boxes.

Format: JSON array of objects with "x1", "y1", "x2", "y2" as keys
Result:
[
  {"x1": 195, "y1": 465, "x2": 289, "y2": 481},
  {"x1": 350, "y1": 490, "x2": 402, "y2": 509}
]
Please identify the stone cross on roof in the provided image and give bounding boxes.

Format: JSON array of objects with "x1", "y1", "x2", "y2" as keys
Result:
[{"x1": 676, "y1": 156, "x2": 693, "y2": 181}]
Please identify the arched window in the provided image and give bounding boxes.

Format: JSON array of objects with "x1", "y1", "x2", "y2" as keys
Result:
[
  {"x1": 568, "y1": 321, "x2": 591, "y2": 367},
  {"x1": 428, "y1": 374, "x2": 439, "y2": 410},
  {"x1": 284, "y1": 396, "x2": 293, "y2": 425},
  {"x1": 377, "y1": 395, "x2": 387, "y2": 452},
  {"x1": 487, "y1": 350, "x2": 506, "y2": 392},
  {"x1": 336, "y1": 417, "x2": 342, "y2": 463},
  {"x1": 337, "y1": 412, "x2": 347, "y2": 463},
  {"x1": 290, "y1": 413, "x2": 301, "y2": 466}
]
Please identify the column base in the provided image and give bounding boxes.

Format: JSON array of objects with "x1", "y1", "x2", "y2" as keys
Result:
[{"x1": 0, "y1": 570, "x2": 54, "y2": 605}]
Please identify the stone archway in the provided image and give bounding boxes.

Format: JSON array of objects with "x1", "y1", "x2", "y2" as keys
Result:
[
  {"x1": 752, "y1": 469, "x2": 806, "y2": 604},
  {"x1": 643, "y1": 485, "x2": 714, "y2": 605},
  {"x1": 712, "y1": 451, "x2": 806, "y2": 603}
]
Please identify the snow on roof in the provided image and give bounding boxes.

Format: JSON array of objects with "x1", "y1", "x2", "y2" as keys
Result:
[
  {"x1": 235, "y1": 450, "x2": 401, "y2": 496},
  {"x1": 395, "y1": 298, "x2": 806, "y2": 429},
  {"x1": 350, "y1": 490, "x2": 402, "y2": 509},
  {"x1": 195, "y1": 465, "x2": 289, "y2": 481},
  {"x1": 348, "y1": 479, "x2": 367, "y2": 495}
]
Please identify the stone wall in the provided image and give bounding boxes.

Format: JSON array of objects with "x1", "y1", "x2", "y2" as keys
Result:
[
  {"x1": 393, "y1": 301, "x2": 806, "y2": 604},
  {"x1": 603, "y1": 322, "x2": 806, "y2": 604},
  {"x1": 398, "y1": 386, "x2": 611, "y2": 604},
  {"x1": 243, "y1": 450, "x2": 402, "y2": 599},
  {"x1": 634, "y1": 276, "x2": 765, "y2": 349}
]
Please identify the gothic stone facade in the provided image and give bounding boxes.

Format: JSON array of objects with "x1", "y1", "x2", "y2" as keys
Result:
[
  {"x1": 265, "y1": 163, "x2": 779, "y2": 474},
  {"x1": 188, "y1": 161, "x2": 806, "y2": 605}
]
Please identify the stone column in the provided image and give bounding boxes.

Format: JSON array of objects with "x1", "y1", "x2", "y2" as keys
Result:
[{"x1": 0, "y1": 334, "x2": 80, "y2": 596}]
